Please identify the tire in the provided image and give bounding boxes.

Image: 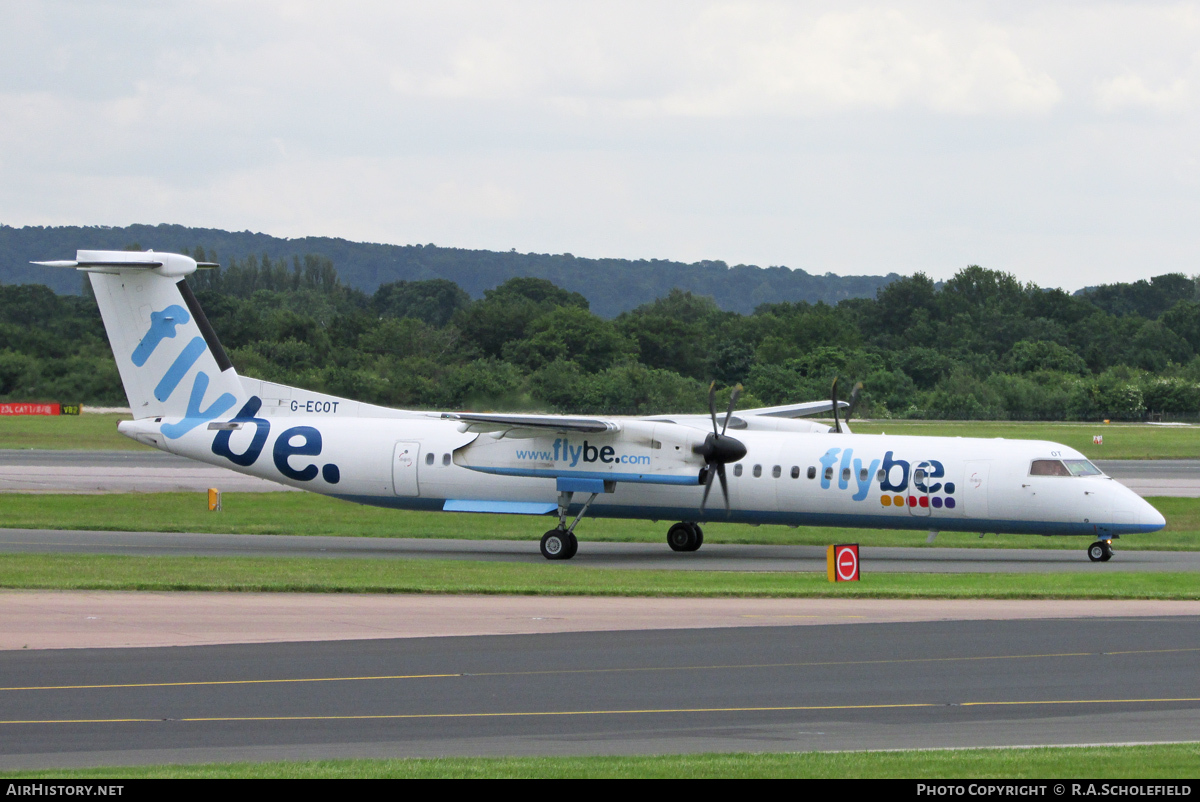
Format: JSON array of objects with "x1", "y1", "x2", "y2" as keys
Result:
[
  {"x1": 563, "y1": 533, "x2": 579, "y2": 560},
  {"x1": 668, "y1": 522, "x2": 695, "y2": 552},
  {"x1": 1100, "y1": 541, "x2": 1113, "y2": 562},
  {"x1": 1088, "y1": 542, "x2": 1106, "y2": 562},
  {"x1": 541, "y1": 529, "x2": 568, "y2": 560}
]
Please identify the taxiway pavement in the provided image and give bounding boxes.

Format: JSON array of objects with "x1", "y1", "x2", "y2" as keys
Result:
[
  {"x1": 0, "y1": 528, "x2": 1191, "y2": 571},
  {"x1": 2, "y1": 615, "x2": 1198, "y2": 768}
]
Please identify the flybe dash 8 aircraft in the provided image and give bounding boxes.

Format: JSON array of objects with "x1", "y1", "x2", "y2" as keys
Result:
[{"x1": 37, "y1": 250, "x2": 1165, "y2": 563}]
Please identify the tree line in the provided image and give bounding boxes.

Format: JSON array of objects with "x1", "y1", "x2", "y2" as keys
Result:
[{"x1": 2, "y1": 246, "x2": 1200, "y2": 421}]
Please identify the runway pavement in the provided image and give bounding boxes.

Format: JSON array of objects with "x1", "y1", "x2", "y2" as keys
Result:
[
  {"x1": 0, "y1": 528, "x2": 1191, "y2": 570},
  {"x1": 0, "y1": 450, "x2": 293, "y2": 493},
  {"x1": 2, "y1": 450, "x2": 1200, "y2": 495},
  {"x1": 2, "y1": 615, "x2": 1198, "y2": 767},
  {"x1": 1095, "y1": 460, "x2": 1200, "y2": 497}
]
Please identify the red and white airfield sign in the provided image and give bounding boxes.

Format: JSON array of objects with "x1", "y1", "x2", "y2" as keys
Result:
[{"x1": 826, "y1": 544, "x2": 860, "y2": 582}]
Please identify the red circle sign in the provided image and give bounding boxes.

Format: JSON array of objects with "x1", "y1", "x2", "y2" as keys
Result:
[{"x1": 836, "y1": 545, "x2": 859, "y2": 581}]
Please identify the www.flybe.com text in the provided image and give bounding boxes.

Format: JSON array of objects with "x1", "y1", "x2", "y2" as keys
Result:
[{"x1": 515, "y1": 439, "x2": 650, "y2": 468}]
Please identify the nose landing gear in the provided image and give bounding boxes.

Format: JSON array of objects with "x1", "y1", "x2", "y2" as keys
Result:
[{"x1": 1087, "y1": 540, "x2": 1114, "y2": 562}]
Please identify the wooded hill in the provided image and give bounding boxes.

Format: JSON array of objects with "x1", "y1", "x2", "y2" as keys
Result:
[{"x1": 0, "y1": 224, "x2": 898, "y2": 317}]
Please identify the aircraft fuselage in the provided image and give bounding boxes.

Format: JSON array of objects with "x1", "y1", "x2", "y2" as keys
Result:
[{"x1": 121, "y1": 414, "x2": 1163, "y2": 539}]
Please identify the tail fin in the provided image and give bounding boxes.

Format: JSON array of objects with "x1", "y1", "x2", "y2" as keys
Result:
[{"x1": 37, "y1": 250, "x2": 247, "y2": 438}]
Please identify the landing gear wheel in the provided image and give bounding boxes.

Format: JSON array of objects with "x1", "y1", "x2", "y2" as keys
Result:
[
  {"x1": 541, "y1": 529, "x2": 570, "y2": 560},
  {"x1": 563, "y1": 532, "x2": 579, "y2": 560},
  {"x1": 667, "y1": 522, "x2": 693, "y2": 552},
  {"x1": 667, "y1": 522, "x2": 702, "y2": 552},
  {"x1": 1088, "y1": 541, "x2": 1113, "y2": 562}
]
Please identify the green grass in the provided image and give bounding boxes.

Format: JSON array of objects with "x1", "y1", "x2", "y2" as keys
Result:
[
  {"x1": 5, "y1": 744, "x2": 1199, "y2": 778},
  {"x1": 2, "y1": 491, "x2": 1196, "y2": 551},
  {"x1": 0, "y1": 413, "x2": 138, "y2": 451},
  {"x1": 853, "y1": 419, "x2": 1200, "y2": 460},
  {"x1": 2, "y1": 553, "x2": 1198, "y2": 598}
]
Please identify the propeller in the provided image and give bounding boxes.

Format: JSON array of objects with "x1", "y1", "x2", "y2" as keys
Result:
[
  {"x1": 830, "y1": 377, "x2": 863, "y2": 433},
  {"x1": 694, "y1": 382, "x2": 748, "y2": 514}
]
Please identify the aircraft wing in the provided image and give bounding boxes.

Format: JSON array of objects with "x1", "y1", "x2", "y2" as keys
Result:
[
  {"x1": 738, "y1": 399, "x2": 848, "y2": 419},
  {"x1": 441, "y1": 412, "x2": 621, "y2": 434}
]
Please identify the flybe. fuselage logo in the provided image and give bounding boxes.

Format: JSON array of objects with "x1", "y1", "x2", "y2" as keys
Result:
[
  {"x1": 211, "y1": 396, "x2": 341, "y2": 485},
  {"x1": 818, "y1": 447, "x2": 957, "y2": 510}
]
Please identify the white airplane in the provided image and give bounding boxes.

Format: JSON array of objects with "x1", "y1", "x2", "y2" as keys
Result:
[{"x1": 37, "y1": 250, "x2": 1166, "y2": 563}]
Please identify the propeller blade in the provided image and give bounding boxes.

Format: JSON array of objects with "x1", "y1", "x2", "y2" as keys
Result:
[
  {"x1": 707, "y1": 382, "x2": 719, "y2": 436},
  {"x1": 721, "y1": 383, "x2": 742, "y2": 435},
  {"x1": 700, "y1": 465, "x2": 716, "y2": 511},
  {"x1": 846, "y1": 382, "x2": 864, "y2": 423},
  {"x1": 717, "y1": 462, "x2": 730, "y2": 515},
  {"x1": 831, "y1": 377, "x2": 841, "y2": 434}
]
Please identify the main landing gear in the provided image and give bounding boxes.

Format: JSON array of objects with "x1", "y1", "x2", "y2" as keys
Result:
[
  {"x1": 667, "y1": 521, "x2": 704, "y2": 552},
  {"x1": 540, "y1": 528, "x2": 578, "y2": 560},
  {"x1": 540, "y1": 488, "x2": 601, "y2": 561},
  {"x1": 1088, "y1": 539, "x2": 1114, "y2": 562}
]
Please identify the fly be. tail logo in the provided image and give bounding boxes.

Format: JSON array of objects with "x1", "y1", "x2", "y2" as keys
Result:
[{"x1": 134, "y1": 305, "x2": 236, "y2": 439}]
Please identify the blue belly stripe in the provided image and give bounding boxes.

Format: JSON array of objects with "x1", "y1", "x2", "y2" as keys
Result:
[
  {"x1": 328, "y1": 494, "x2": 1161, "y2": 537},
  {"x1": 443, "y1": 499, "x2": 558, "y2": 515}
]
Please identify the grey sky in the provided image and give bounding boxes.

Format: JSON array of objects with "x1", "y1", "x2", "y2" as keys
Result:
[{"x1": 2, "y1": 1, "x2": 1198, "y2": 289}]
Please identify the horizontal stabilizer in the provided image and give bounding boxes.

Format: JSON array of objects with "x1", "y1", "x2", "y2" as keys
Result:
[{"x1": 33, "y1": 251, "x2": 214, "y2": 278}]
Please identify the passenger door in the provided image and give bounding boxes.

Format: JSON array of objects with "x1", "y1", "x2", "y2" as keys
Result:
[
  {"x1": 392, "y1": 441, "x2": 421, "y2": 496},
  {"x1": 962, "y1": 460, "x2": 990, "y2": 519}
]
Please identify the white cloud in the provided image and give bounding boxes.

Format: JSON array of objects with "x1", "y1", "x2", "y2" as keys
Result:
[
  {"x1": 1096, "y1": 74, "x2": 1192, "y2": 113},
  {"x1": 373, "y1": 4, "x2": 1062, "y2": 118}
]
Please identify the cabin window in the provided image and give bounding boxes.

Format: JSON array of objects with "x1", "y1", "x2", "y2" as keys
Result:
[
  {"x1": 753, "y1": 464, "x2": 762, "y2": 478},
  {"x1": 424, "y1": 452, "x2": 435, "y2": 466},
  {"x1": 1030, "y1": 459, "x2": 1071, "y2": 476},
  {"x1": 772, "y1": 465, "x2": 781, "y2": 478},
  {"x1": 841, "y1": 468, "x2": 851, "y2": 482},
  {"x1": 733, "y1": 464, "x2": 743, "y2": 477},
  {"x1": 1064, "y1": 459, "x2": 1103, "y2": 476},
  {"x1": 792, "y1": 466, "x2": 801, "y2": 479},
  {"x1": 806, "y1": 466, "x2": 815, "y2": 479},
  {"x1": 824, "y1": 467, "x2": 833, "y2": 481},
  {"x1": 914, "y1": 467, "x2": 926, "y2": 483},
  {"x1": 442, "y1": 453, "x2": 451, "y2": 466},
  {"x1": 859, "y1": 468, "x2": 868, "y2": 481},
  {"x1": 877, "y1": 469, "x2": 885, "y2": 481}
]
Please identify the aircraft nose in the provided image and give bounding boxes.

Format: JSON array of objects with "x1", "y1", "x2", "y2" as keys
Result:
[{"x1": 1140, "y1": 498, "x2": 1166, "y2": 530}]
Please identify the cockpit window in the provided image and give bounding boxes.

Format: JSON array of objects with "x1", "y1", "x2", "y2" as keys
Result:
[
  {"x1": 1030, "y1": 459, "x2": 1103, "y2": 477},
  {"x1": 1029, "y1": 459, "x2": 1071, "y2": 476}
]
